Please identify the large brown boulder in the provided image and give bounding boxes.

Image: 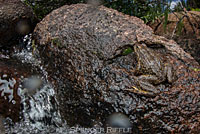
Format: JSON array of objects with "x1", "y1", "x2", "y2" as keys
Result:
[
  {"x1": 0, "y1": 0, "x2": 37, "y2": 48},
  {"x1": 149, "y1": 11, "x2": 200, "y2": 63},
  {"x1": 33, "y1": 4, "x2": 200, "y2": 133}
]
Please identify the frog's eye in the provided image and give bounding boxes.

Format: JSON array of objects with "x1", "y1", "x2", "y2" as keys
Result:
[{"x1": 122, "y1": 47, "x2": 133, "y2": 56}]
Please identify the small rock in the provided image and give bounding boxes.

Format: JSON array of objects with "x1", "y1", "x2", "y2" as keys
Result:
[{"x1": 0, "y1": 0, "x2": 37, "y2": 48}]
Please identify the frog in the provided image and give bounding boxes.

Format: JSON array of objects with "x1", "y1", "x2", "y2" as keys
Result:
[{"x1": 128, "y1": 42, "x2": 176, "y2": 96}]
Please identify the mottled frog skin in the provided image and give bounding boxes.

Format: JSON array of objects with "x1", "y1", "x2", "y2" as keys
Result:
[{"x1": 131, "y1": 43, "x2": 176, "y2": 96}]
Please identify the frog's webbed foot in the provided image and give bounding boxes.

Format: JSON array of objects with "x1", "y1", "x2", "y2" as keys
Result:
[{"x1": 127, "y1": 75, "x2": 160, "y2": 97}]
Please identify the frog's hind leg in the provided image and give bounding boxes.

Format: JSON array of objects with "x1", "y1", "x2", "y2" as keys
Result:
[{"x1": 132, "y1": 75, "x2": 160, "y2": 96}]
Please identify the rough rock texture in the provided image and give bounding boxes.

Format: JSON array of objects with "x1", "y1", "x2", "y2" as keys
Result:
[
  {"x1": 0, "y1": 0, "x2": 37, "y2": 48},
  {"x1": 0, "y1": 57, "x2": 40, "y2": 122},
  {"x1": 33, "y1": 4, "x2": 200, "y2": 133},
  {"x1": 0, "y1": 115, "x2": 5, "y2": 134},
  {"x1": 149, "y1": 11, "x2": 200, "y2": 63}
]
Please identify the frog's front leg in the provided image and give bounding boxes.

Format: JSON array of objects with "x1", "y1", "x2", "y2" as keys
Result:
[{"x1": 131, "y1": 75, "x2": 160, "y2": 96}]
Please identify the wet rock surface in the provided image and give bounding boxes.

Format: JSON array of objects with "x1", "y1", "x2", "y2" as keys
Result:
[
  {"x1": 149, "y1": 11, "x2": 200, "y2": 64},
  {"x1": 0, "y1": 115, "x2": 5, "y2": 134},
  {"x1": 0, "y1": 0, "x2": 37, "y2": 48},
  {"x1": 0, "y1": 57, "x2": 40, "y2": 122},
  {"x1": 33, "y1": 4, "x2": 200, "y2": 133}
]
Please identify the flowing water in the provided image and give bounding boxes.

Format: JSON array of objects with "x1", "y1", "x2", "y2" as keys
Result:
[{"x1": 3, "y1": 35, "x2": 71, "y2": 134}]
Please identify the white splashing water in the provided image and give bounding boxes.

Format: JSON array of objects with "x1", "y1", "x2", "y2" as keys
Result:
[
  {"x1": 6, "y1": 83, "x2": 70, "y2": 134},
  {"x1": 4, "y1": 35, "x2": 71, "y2": 134}
]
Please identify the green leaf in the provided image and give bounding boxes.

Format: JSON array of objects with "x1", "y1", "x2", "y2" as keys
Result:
[{"x1": 122, "y1": 47, "x2": 133, "y2": 56}]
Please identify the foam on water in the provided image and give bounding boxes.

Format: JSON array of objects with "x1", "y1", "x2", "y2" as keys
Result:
[{"x1": 0, "y1": 78, "x2": 16, "y2": 103}]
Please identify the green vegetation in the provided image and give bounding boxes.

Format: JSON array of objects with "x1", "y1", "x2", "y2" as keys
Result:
[
  {"x1": 177, "y1": 20, "x2": 184, "y2": 35},
  {"x1": 23, "y1": 0, "x2": 199, "y2": 23},
  {"x1": 164, "y1": 7, "x2": 169, "y2": 32},
  {"x1": 31, "y1": 39, "x2": 37, "y2": 54},
  {"x1": 122, "y1": 47, "x2": 133, "y2": 56},
  {"x1": 104, "y1": 0, "x2": 171, "y2": 23},
  {"x1": 191, "y1": 8, "x2": 200, "y2": 11},
  {"x1": 24, "y1": 0, "x2": 85, "y2": 20}
]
